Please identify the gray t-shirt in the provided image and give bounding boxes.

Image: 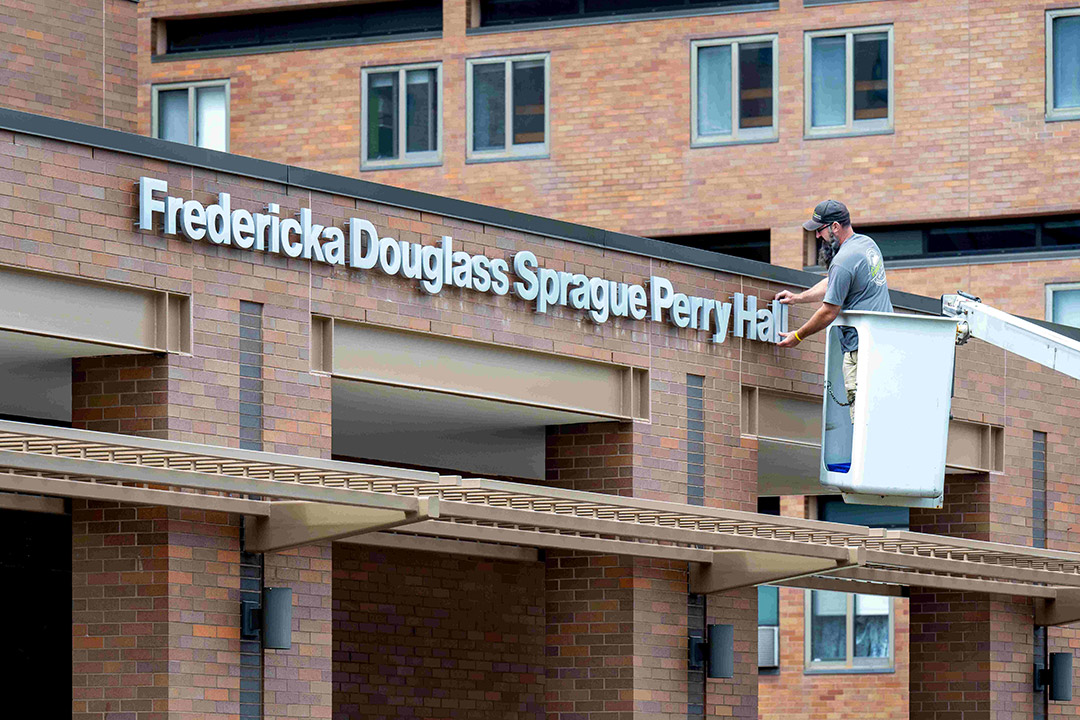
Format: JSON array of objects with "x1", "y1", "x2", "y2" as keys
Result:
[{"x1": 823, "y1": 233, "x2": 893, "y2": 352}]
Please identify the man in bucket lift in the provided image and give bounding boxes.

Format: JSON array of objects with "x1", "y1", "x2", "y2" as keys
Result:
[{"x1": 776, "y1": 200, "x2": 893, "y2": 420}]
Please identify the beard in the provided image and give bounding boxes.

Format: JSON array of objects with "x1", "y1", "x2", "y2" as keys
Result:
[{"x1": 818, "y1": 239, "x2": 838, "y2": 267}]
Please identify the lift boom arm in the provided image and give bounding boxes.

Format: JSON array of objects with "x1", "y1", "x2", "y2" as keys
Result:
[{"x1": 942, "y1": 292, "x2": 1080, "y2": 381}]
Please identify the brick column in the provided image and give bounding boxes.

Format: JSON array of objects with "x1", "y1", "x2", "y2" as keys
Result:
[
  {"x1": 72, "y1": 501, "x2": 171, "y2": 720},
  {"x1": 546, "y1": 422, "x2": 745, "y2": 719},
  {"x1": 265, "y1": 543, "x2": 334, "y2": 720},
  {"x1": 545, "y1": 423, "x2": 636, "y2": 717},
  {"x1": 910, "y1": 473, "x2": 1035, "y2": 720},
  {"x1": 72, "y1": 353, "x2": 173, "y2": 720}
]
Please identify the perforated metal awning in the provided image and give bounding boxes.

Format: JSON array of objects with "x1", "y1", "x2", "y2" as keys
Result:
[{"x1": 1, "y1": 419, "x2": 1078, "y2": 624}]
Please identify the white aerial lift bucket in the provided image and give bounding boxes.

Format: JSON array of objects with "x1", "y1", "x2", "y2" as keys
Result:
[{"x1": 820, "y1": 311, "x2": 958, "y2": 508}]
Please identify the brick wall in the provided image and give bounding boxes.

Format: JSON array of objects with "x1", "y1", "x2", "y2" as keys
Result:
[
  {"x1": 545, "y1": 422, "x2": 635, "y2": 496},
  {"x1": 73, "y1": 354, "x2": 171, "y2": 438},
  {"x1": 165, "y1": 508, "x2": 244, "y2": 718},
  {"x1": 545, "y1": 550, "x2": 636, "y2": 718},
  {"x1": 1, "y1": 0, "x2": 137, "y2": 131},
  {"x1": 759, "y1": 586, "x2": 909, "y2": 720},
  {"x1": 141, "y1": 1, "x2": 1080, "y2": 319},
  {"x1": 266, "y1": 543, "x2": 334, "y2": 720},
  {"x1": 910, "y1": 472, "x2": 1038, "y2": 720},
  {"x1": 11, "y1": 108, "x2": 1080, "y2": 718},
  {"x1": 333, "y1": 544, "x2": 545, "y2": 719},
  {"x1": 758, "y1": 496, "x2": 909, "y2": 720},
  {"x1": 73, "y1": 501, "x2": 171, "y2": 720}
]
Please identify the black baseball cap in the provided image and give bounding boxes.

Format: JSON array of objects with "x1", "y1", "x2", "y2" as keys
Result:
[{"x1": 803, "y1": 200, "x2": 850, "y2": 231}]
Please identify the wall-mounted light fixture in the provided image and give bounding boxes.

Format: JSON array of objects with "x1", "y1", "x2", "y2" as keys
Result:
[
  {"x1": 689, "y1": 623, "x2": 734, "y2": 679},
  {"x1": 1034, "y1": 652, "x2": 1073, "y2": 702},
  {"x1": 241, "y1": 587, "x2": 293, "y2": 650}
]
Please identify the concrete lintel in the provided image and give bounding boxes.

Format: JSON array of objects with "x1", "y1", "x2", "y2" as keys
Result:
[
  {"x1": 1037, "y1": 589, "x2": 1080, "y2": 626},
  {"x1": 0, "y1": 491, "x2": 66, "y2": 515},
  {"x1": 689, "y1": 547, "x2": 863, "y2": 594},
  {"x1": 778, "y1": 575, "x2": 907, "y2": 597},
  {"x1": 244, "y1": 498, "x2": 435, "y2": 554}
]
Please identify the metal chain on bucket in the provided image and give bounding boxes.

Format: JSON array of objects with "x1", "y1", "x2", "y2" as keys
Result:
[{"x1": 825, "y1": 380, "x2": 853, "y2": 407}]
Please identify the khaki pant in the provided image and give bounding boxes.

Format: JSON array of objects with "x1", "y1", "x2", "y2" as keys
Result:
[{"x1": 842, "y1": 350, "x2": 858, "y2": 423}]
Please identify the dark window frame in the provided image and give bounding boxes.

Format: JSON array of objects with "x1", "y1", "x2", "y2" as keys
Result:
[
  {"x1": 477, "y1": 0, "x2": 775, "y2": 28},
  {"x1": 163, "y1": 1, "x2": 442, "y2": 56},
  {"x1": 857, "y1": 214, "x2": 1080, "y2": 262}
]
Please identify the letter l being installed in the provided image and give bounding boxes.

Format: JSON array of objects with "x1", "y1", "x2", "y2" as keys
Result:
[{"x1": 244, "y1": 496, "x2": 438, "y2": 553}]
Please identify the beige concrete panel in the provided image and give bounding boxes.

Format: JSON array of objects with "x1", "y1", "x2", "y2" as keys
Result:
[
  {"x1": 946, "y1": 418, "x2": 1004, "y2": 473},
  {"x1": 245, "y1": 499, "x2": 434, "y2": 553},
  {"x1": 779, "y1": 576, "x2": 907, "y2": 597},
  {"x1": 0, "y1": 265, "x2": 190, "y2": 352},
  {"x1": 331, "y1": 319, "x2": 644, "y2": 419},
  {"x1": 689, "y1": 547, "x2": 862, "y2": 594},
  {"x1": 756, "y1": 389, "x2": 821, "y2": 444},
  {"x1": 757, "y1": 438, "x2": 828, "y2": 496},
  {"x1": 0, "y1": 492, "x2": 65, "y2": 514},
  {"x1": 1036, "y1": 589, "x2": 1080, "y2": 626}
]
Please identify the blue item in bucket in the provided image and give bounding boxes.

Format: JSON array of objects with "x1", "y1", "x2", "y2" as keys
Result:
[{"x1": 826, "y1": 462, "x2": 851, "y2": 473}]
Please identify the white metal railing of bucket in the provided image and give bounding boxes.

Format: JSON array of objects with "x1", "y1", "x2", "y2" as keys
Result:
[{"x1": 820, "y1": 311, "x2": 959, "y2": 508}]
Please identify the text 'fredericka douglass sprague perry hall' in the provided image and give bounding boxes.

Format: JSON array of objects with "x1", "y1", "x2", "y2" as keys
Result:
[{"x1": 138, "y1": 178, "x2": 787, "y2": 345}]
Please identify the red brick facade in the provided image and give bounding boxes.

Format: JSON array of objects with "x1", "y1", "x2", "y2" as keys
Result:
[
  {"x1": 138, "y1": 0, "x2": 1080, "y2": 320},
  {"x1": 0, "y1": 0, "x2": 138, "y2": 132},
  {"x1": 73, "y1": 355, "x2": 171, "y2": 438},
  {"x1": 265, "y1": 544, "x2": 334, "y2": 720},
  {"x1": 4, "y1": 7, "x2": 1080, "y2": 707},
  {"x1": 334, "y1": 544, "x2": 545, "y2": 719},
  {"x1": 72, "y1": 501, "x2": 171, "y2": 720}
]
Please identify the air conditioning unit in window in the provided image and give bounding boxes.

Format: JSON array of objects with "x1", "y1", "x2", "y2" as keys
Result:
[{"x1": 758, "y1": 625, "x2": 779, "y2": 668}]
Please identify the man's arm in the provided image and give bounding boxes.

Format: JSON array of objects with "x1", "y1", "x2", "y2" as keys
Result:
[
  {"x1": 777, "y1": 302, "x2": 840, "y2": 348},
  {"x1": 775, "y1": 277, "x2": 827, "y2": 305}
]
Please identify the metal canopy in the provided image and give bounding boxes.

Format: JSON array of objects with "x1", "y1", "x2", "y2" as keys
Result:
[{"x1": 0, "y1": 419, "x2": 1078, "y2": 622}]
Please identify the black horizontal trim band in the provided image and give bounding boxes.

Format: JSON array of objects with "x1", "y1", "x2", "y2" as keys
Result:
[{"x1": 0, "y1": 107, "x2": 960, "y2": 317}]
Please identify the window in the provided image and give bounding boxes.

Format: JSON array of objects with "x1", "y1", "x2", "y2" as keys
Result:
[
  {"x1": 655, "y1": 230, "x2": 771, "y2": 263},
  {"x1": 1048, "y1": 9, "x2": 1080, "y2": 120},
  {"x1": 806, "y1": 591, "x2": 893, "y2": 671},
  {"x1": 476, "y1": 0, "x2": 776, "y2": 29},
  {"x1": 692, "y1": 35, "x2": 778, "y2": 145},
  {"x1": 467, "y1": 54, "x2": 549, "y2": 161},
  {"x1": 840, "y1": 215, "x2": 1080, "y2": 265},
  {"x1": 805, "y1": 497, "x2": 906, "y2": 673},
  {"x1": 163, "y1": 1, "x2": 441, "y2": 56},
  {"x1": 362, "y1": 63, "x2": 442, "y2": 169},
  {"x1": 152, "y1": 80, "x2": 229, "y2": 152},
  {"x1": 804, "y1": 26, "x2": 892, "y2": 137},
  {"x1": 1047, "y1": 283, "x2": 1080, "y2": 327}
]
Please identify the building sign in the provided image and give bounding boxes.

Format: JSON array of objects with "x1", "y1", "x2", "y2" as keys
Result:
[{"x1": 138, "y1": 178, "x2": 787, "y2": 344}]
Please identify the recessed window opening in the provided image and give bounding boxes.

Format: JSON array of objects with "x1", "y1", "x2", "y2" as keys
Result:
[
  {"x1": 1048, "y1": 9, "x2": 1080, "y2": 121},
  {"x1": 477, "y1": 0, "x2": 777, "y2": 28},
  {"x1": 163, "y1": 0, "x2": 442, "y2": 56},
  {"x1": 1047, "y1": 283, "x2": 1080, "y2": 328},
  {"x1": 654, "y1": 230, "x2": 771, "y2": 263},
  {"x1": 467, "y1": 54, "x2": 550, "y2": 161},
  {"x1": 362, "y1": 63, "x2": 442, "y2": 169},
  {"x1": 848, "y1": 215, "x2": 1080, "y2": 263},
  {"x1": 152, "y1": 80, "x2": 229, "y2": 151},
  {"x1": 805, "y1": 25, "x2": 893, "y2": 137},
  {"x1": 806, "y1": 497, "x2": 907, "y2": 673},
  {"x1": 692, "y1": 35, "x2": 778, "y2": 146}
]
